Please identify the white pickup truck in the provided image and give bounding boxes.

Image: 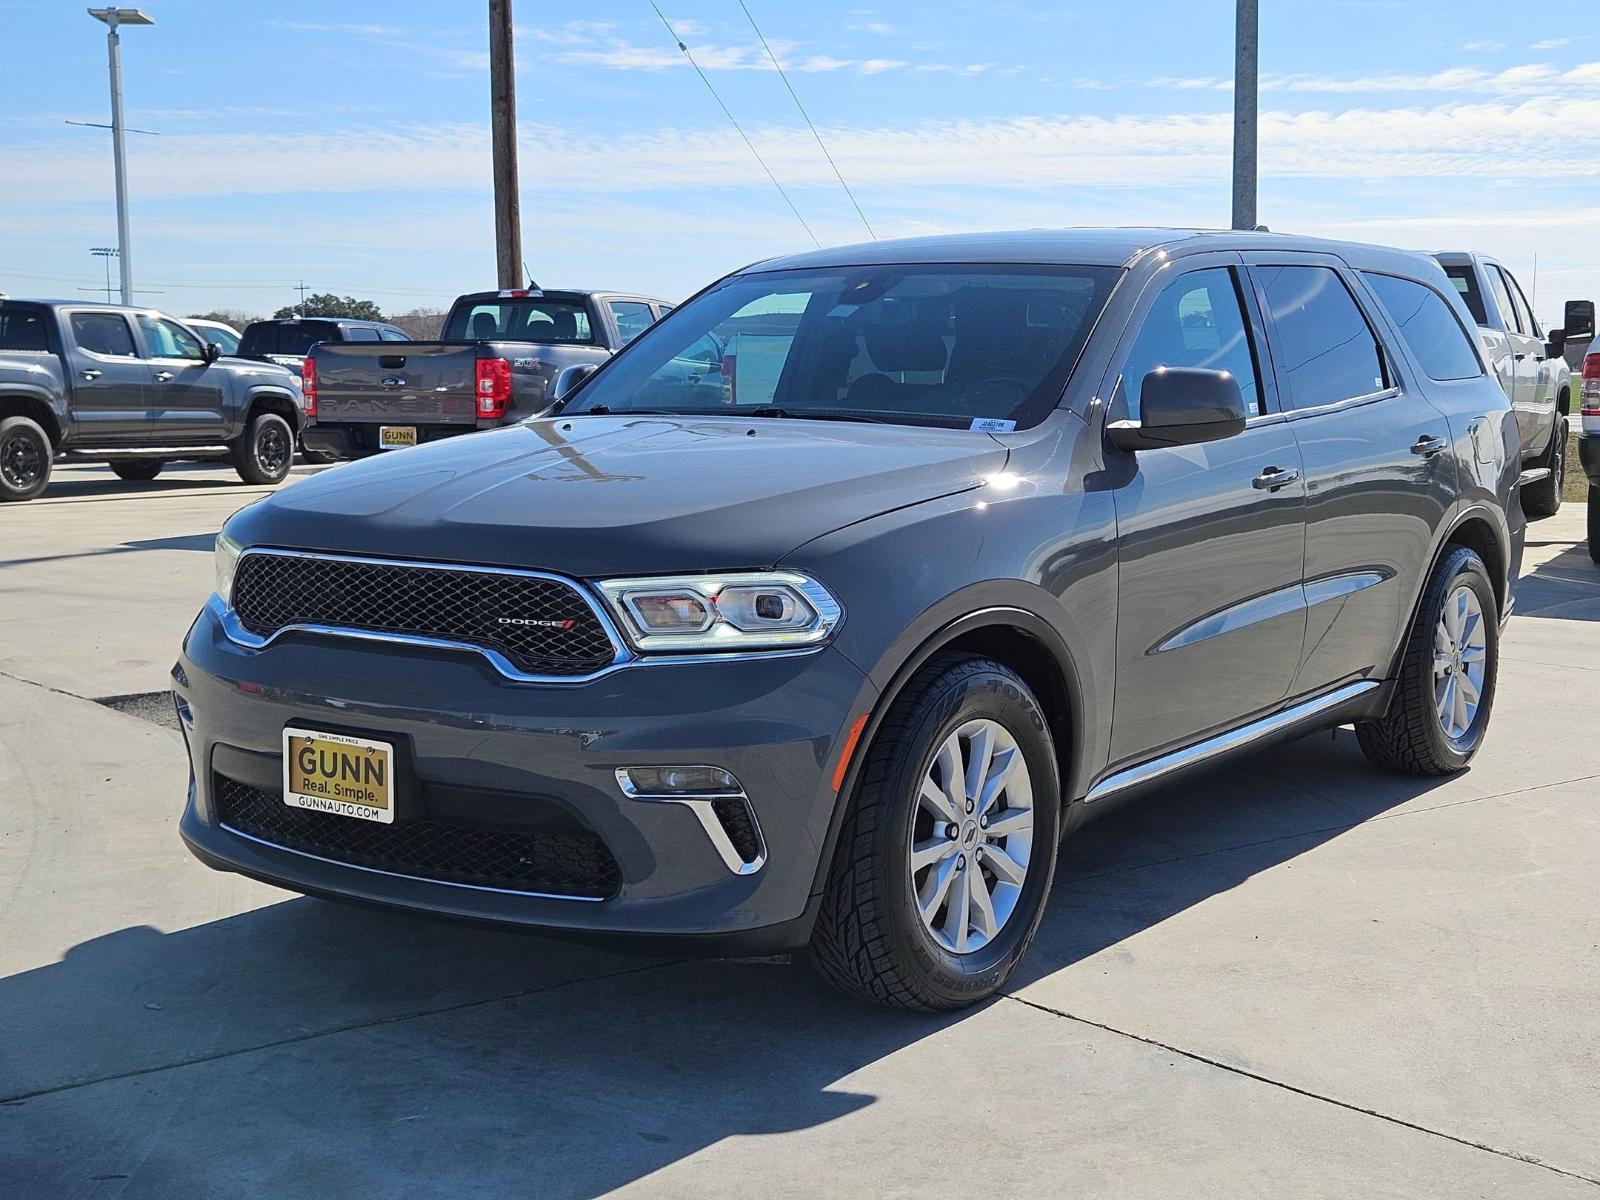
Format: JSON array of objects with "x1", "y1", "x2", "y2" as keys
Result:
[{"x1": 1433, "y1": 252, "x2": 1576, "y2": 518}]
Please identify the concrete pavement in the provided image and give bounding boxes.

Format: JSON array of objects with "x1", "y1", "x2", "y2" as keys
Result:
[{"x1": 2, "y1": 463, "x2": 1598, "y2": 1197}]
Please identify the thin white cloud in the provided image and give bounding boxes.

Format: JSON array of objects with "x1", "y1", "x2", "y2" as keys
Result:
[
  {"x1": 1531, "y1": 37, "x2": 1572, "y2": 50},
  {"x1": 1461, "y1": 40, "x2": 1506, "y2": 52},
  {"x1": 1143, "y1": 59, "x2": 1600, "y2": 96}
]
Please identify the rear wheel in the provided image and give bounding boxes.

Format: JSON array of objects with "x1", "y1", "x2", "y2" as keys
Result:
[
  {"x1": 1521, "y1": 418, "x2": 1566, "y2": 519},
  {"x1": 110, "y1": 459, "x2": 163, "y2": 482},
  {"x1": 809, "y1": 654, "x2": 1061, "y2": 1010},
  {"x1": 0, "y1": 415, "x2": 51, "y2": 502},
  {"x1": 1356, "y1": 546, "x2": 1498, "y2": 775},
  {"x1": 230, "y1": 412, "x2": 293, "y2": 485}
]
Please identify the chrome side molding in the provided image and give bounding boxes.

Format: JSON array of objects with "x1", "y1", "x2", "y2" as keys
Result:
[{"x1": 1085, "y1": 679, "x2": 1380, "y2": 803}]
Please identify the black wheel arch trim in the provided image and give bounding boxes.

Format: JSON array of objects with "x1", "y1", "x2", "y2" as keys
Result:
[{"x1": 243, "y1": 387, "x2": 303, "y2": 432}]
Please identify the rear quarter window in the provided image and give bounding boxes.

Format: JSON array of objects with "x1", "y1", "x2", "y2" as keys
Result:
[
  {"x1": 0, "y1": 306, "x2": 50, "y2": 352},
  {"x1": 1362, "y1": 273, "x2": 1484, "y2": 382}
]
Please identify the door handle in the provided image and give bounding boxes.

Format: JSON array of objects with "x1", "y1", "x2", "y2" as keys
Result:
[
  {"x1": 1252, "y1": 465, "x2": 1300, "y2": 491},
  {"x1": 1514, "y1": 353, "x2": 1528, "y2": 361},
  {"x1": 1411, "y1": 434, "x2": 1448, "y2": 457},
  {"x1": 154, "y1": 371, "x2": 175, "y2": 383},
  {"x1": 81, "y1": 369, "x2": 102, "y2": 381}
]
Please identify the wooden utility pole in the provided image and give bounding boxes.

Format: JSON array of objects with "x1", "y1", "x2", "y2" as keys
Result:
[{"x1": 489, "y1": 0, "x2": 523, "y2": 288}]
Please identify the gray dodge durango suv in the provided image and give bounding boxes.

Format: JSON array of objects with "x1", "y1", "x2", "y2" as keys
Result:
[{"x1": 176, "y1": 229, "x2": 1523, "y2": 1010}]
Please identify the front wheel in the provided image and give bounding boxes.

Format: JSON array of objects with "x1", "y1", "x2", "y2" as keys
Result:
[
  {"x1": 230, "y1": 412, "x2": 293, "y2": 485},
  {"x1": 0, "y1": 415, "x2": 52, "y2": 502},
  {"x1": 809, "y1": 654, "x2": 1061, "y2": 1010},
  {"x1": 1521, "y1": 418, "x2": 1566, "y2": 519},
  {"x1": 1356, "y1": 546, "x2": 1498, "y2": 775}
]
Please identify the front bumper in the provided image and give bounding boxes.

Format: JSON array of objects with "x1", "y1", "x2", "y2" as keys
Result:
[{"x1": 175, "y1": 601, "x2": 875, "y2": 952}]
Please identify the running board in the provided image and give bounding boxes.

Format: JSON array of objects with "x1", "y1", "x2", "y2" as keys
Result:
[
  {"x1": 1084, "y1": 680, "x2": 1381, "y2": 803},
  {"x1": 1518, "y1": 467, "x2": 1551, "y2": 487}
]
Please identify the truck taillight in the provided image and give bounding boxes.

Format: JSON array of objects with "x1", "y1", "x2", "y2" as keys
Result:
[
  {"x1": 475, "y1": 354, "x2": 511, "y2": 419},
  {"x1": 301, "y1": 356, "x2": 317, "y2": 419},
  {"x1": 1581, "y1": 353, "x2": 1600, "y2": 417}
]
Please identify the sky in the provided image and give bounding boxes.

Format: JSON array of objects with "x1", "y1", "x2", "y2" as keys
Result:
[{"x1": 1, "y1": 0, "x2": 1597, "y2": 324}]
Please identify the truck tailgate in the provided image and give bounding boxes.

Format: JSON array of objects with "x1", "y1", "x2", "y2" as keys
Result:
[{"x1": 314, "y1": 343, "x2": 481, "y2": 425}]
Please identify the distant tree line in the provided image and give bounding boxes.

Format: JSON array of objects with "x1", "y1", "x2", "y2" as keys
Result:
[{"x1": 188, "y1": 301, "x2": 445, "y2": 338}]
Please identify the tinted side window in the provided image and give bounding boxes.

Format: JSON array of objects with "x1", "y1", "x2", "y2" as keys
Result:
[
  {"x1": 609, "y1": 301, "x2": 655, "y2": 345},
  {"x1": 1121, "y1": 268, "x2": 1261, "y2": 419},
  {"x1": 1501, "y1": 269, "x2": 1539, "y2": 337},
  {"x1": 0, "y1": 306, "x2": 49, "y2": 352},
  {"x1": 1484, "y1": 266, "x2": 1521, "y2": 333},
  {"x1": 379, "y1": 327, "x2": 411, "y2": 342},
  {"x1": 1363, "y1": 273, "x2": 1483, "y2": 382},
  {"x1": 344, "y1": 327, "x2": 380, "y2": 342},
  {"x1": 1444, "y1": 265, "x2": 1487, "y2": 325},
  {"x1": 70, "y1": 312, "x2": 137, "y2": 357},
  {"x1": 1256, "y1": 266, "x2": 1387, "y2": 410},
  {"x1": 137, "y1": 315, "x2": 204, "y2": 360}
]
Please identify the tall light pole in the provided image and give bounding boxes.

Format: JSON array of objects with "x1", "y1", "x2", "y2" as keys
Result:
[
  {"x1": 87, "y1": 8, "x2": 154, "y2": 306},
  {"x1": 1231, "y1": 0, "x2": 1259, "y2": 231},
  {"x1": 489, "y1": 0, "x2": 523, "y2": 289},
  {"x1": 91, "y1": 247, "x2": 119, "y2": 302}
]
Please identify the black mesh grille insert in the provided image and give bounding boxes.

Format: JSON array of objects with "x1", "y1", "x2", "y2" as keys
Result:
[
  {"x1": 710, "y1": 797, "x2": 762, "y2": 863},
  {"x1": 215, "y1": 775, "x2": 620, "y2": 899},
  {"x1": 231, "y1": 553, "x2": 618, "y2": 677}
]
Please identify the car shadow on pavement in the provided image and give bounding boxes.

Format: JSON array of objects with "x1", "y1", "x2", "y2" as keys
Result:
[
  {"x1": 1509, "y1": 541, "x2": 1600, "y2": 621},
  {"x1": 0, "y1": 731, "x2": 1453, "y2": 1197},
  {"x1": 0, "y1": 532, "x2": 217, "y2": 570}
]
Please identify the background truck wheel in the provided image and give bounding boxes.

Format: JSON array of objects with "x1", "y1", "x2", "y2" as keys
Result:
[
  {"x1": 0, "y1": 415, "x2": 52, "y2": 502},
  {"x1": 808, "y1": 653, "x2": 1061, "y2": 1010},
  {"x1": 110, "y1": 459, "x2": 164, "y2": 482},
  {"x1": 230, "y1": 412, "x2": 293, "y2": 485},
  {"x1": 1520, "y1": 418, "x2": 1566, "y2": 519},
  {"x1": 1589, "y1": 486, "x2": 1600, "y2": 565},
  {"x1": 1356, "y1": 546, "x2": 1498, "y2": 775}
]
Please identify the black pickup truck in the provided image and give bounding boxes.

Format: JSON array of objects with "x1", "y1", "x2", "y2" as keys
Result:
[
  {"x1": 301, "y1": 289, "x2": 671, "y2": 457},
  {"x1": 0, "y1": 299, "x2": 302, "y2": 501}
]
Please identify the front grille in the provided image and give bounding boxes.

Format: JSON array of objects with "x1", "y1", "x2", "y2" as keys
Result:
[
  {"x1": 710, "y1": 797, "x2": 762, "y2": 864},
  {"x1": 215, "y1": 775, "x2": 620, "y2": 899},
  {"x1": 231, "y1": 552, "x2": 618, "y2": 677}
]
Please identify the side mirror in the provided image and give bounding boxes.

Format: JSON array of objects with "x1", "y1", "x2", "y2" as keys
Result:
[
  {"x1": 1563, "y1": 299, "x2": 1594, "y2": 340},
  {"x1": 1546, "y1": 329, "x2": 1566, "y2": 359},
  {"x1": 1107, "y1": 367, "x2": 1247, "y2": 452},
  {"x1": 550, "y1": 362, "x2": 598, "y2": 403},
  {"x1": 204, "y1": 341, "x2": 222, "y2": 363}
]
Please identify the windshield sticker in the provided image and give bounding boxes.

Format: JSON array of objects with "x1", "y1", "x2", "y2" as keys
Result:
[{"x1": 969, "y1": 418, "x2": 1017, "y2": 433}]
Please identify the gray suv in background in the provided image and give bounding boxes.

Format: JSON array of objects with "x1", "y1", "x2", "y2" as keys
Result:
[{"x1": 175, "y1": 229, "x2": 1522, "y2": 1009}]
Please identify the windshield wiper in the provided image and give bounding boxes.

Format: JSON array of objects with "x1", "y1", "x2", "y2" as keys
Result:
[
  {"x1": 570, "y1": 406, "x2": 694, "y2": 417},
  {"x1": 745, "y1": 406, "x2": 891, "y2": 424}
]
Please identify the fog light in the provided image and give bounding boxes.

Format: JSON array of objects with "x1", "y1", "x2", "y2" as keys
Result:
[{"x1": 615, "y1": 765, "x2": 740, "y2": 796}]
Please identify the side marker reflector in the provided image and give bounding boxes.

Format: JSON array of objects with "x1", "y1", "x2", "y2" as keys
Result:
[{"x1": 831, "y1": 713, "x2": 870, "y2": 793}]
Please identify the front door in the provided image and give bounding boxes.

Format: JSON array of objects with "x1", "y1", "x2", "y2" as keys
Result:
[
  {"x1": 1243, "y1": 258, "x2": 1456, "y2": 696},
  {"x1": 1104, "y1": 259, "x2": 1308, "y2": 767},
  {"x1": 62, "y1": 310, "x2": 149, "y2": 445},
  {"x1": 137, "y1": 315, "x2": 228, "y2": 442}
]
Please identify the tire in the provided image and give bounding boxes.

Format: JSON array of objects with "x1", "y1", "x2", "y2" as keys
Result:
[
  {"x1": 1521, "y1": 417, "x2": 1565, "y2": 519},
  {"x1": 230, "y1": 411, "x2": 293, "y2": 485},
  {"x1": 0, "y1": 415, "x2": 52, "y2": 502},
  {"x1": 809, "y1": 653, "x2": 1061, "y2": 1010},
  {"x1": 1588, "y1": 486, "x2": 1600, "y2": 565},
  {"x1": 1356, "y1": 546, "x2": 1498, "y2": 775},
  {"x1": 110, "y1": 459, "x2": 163, "y2": 482}
]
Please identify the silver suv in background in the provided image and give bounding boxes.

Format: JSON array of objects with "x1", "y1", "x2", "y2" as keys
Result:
[{"x1": 1434, "y1": 252, "x2": 1573, "y2": 517}]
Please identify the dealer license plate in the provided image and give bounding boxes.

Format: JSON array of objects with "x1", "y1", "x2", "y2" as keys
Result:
[{"x1": 282, "y1": 728, "x2": 395, "y2": 824}]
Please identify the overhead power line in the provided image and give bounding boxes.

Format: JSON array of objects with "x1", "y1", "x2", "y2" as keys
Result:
[
  {"x1": 648, "y1": 1, "x2": 820, "y2": 249},
  {"x1": 737, "y1": 0, "x2": 875, "y2": 241}
]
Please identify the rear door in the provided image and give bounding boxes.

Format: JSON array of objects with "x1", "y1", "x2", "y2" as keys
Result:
[
  {"x1": 1484, "y1": 262, "x2": 1545, "y2": 459},
  {"x1": 61, "y1": 310, "x2": 149, "y2": 444},
  {"x1": 137, "y1": 314, "x2": 227, "y2": 442},
  {"x1": 1105, "y1": 256, "x2": 1308, "y2": 766},
  {"x1": 1242, "y1": 255, "x2": 1455, "y2": 697}
]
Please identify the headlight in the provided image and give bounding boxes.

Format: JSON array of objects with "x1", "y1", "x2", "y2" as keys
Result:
[
  {"x1": 596, "y1": 571, "x2": 841, "y2": 653},
  {"x1": 215, "y1": 531, "x2": 243, "y2": 605}
]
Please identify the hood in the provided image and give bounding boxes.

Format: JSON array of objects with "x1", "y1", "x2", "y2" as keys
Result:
[{"x1": 233, "y1": 416, "x2": 1007, "y2": 577}]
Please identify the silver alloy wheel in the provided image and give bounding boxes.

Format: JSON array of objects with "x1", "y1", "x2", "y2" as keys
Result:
[
  {"x1": 1434, "y1": 583, "x2": 1487, "y2": 740},
  {"x1": 909, "y1": 718, "x2": 1035, "y2": 954}
]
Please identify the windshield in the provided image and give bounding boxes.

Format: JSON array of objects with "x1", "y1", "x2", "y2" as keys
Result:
[
  {"x1": 200, "y1": 325, "x2": 240, "y2": 354},
  {"x1": 443, "y1": 298, "x2": 595, "y2": 344},
  {"x1": 562, "y1": 264, "x2": 1120, "y2": 429}
]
